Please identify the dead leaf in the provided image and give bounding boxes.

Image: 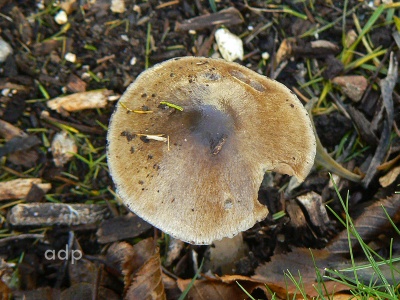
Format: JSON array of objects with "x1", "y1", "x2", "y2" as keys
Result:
[
  {"x1": 253, "y1": 248, "x2": 349, "y2": 298},
  {"x1": 177, "y1": 275, "x2": 271, "y2": 300},
  {"x1": 125, "y1": 251, "x2": 165, "y2": 300},
  {"x1": 121, "y1": 238, "x2": 166, "y2": 300},
  {"x1": 327, "y1": 194, "x2": 400, "y2": 253},
  {"x1": 379, "y1": 165, "x2": 400, "y2": 187}
]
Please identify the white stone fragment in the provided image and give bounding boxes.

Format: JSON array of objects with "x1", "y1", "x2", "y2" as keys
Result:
[
  {"x1": 54, "y1": 10, "x2": 68, "y2": 25},
  {"x1": 130, "y1": 56, "x2": 137, "y2": 65},
  {"x1": 215, "y1": 28, "x2": 243, "y2": 62},
  {"x1": 1, "y1": 89, "x2": 10, "y2": 96},
  {"x1": 0, "y1": 39, "x2": 13, "y2": 63},
  {"x1": 120, "y1": 34, "x2": 129, "y2": 42},
  {"x1": 65, "y1": 52, "x2": 76, "y2": 63},
  {"x1": 110, "y1": 0, "x2": 126, "y2": 13},
  {"x1": 261, "y1": 52, "x2": 270, "y2": 60},
  {"x1": 51, "y1": 131, "x2": 78, "y2": 167}
]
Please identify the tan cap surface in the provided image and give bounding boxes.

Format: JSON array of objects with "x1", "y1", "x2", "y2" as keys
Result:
[{"x1": 107, "y1": 57, "x2": 316, "y2": 244}]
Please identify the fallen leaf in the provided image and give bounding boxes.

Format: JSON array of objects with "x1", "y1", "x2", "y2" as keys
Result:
[
  {"x1": 177, "y1": 275, "x2": 271, "y2": 300},
  {"x1": 121, "y1": 238, "x2": 166, "y2": 300},
  {"x1": 379, "y1": 165, "x2": 400, "y2": 187},
  {"x1": 253, "y1": 248, "x2": 349, "y2": 298},
  {"x1": 327, "y1": 194, "x2": 400, "y2": 254}
]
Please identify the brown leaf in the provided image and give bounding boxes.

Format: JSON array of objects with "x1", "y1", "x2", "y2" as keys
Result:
[
  {"x1": 121, "y1": 238, "x2": 166, "y2": 300},
  {"x1": 125, "y1": 251, "x2": 165, "y2": 300},
  {"x1": 106, "y1": 242, "x2": 135, "y2": 275},
  {"x1": 177, "y1": 275, "x2": 271, "y2": 300},
  {"x1": 327, "y1": 194, "x2": 400, "y2": 253},
  {"x1": 253, "y1": 248, "x2": 349, "y2": 298},
  {"x1": 379, "y1": 165, "x2": 400, "y2": 187}
]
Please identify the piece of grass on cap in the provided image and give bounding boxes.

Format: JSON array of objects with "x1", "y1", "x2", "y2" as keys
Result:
[{"x1": 107, "y1": 56, "x2": 316, "y2": 245}]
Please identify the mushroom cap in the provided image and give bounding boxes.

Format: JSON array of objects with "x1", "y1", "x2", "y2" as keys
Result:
[{"x1": 107, "y1": 57, "x2": 316, "y2": 244}]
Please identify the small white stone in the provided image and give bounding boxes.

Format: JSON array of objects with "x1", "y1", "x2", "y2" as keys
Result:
[
  {"x1": 130, "y1": 56, "x2": 137, "y2": 65},
  {"x1": 215, "y1": 28, "x2": 243, "y2": 62},
  {"x1": 261, "y1": 52, "x2": 270, "y2": 60},
  {"x1": 37, "y1": 0, "x2": 45, "y2": 10},
  {"x1": 1, "y1": 89, "x2": 10, "y2": 96},
  {"x1": 120, "y1": 34, "x2": 129, "y2": 42},
  {"x1": 65, "y1": 52, "x2": 76, "y2": 63},
  {"x1": 81, "y1": 72, "x2": 91, "y2": 80},
  {"x1": 0, "y1": 38, "x2": 13, "y2": 63},
  {"x1": 110, "y1": 0, "x2": 126, "y2": 13},
  {"x1": 54, "y1": 10, "x2": 68, "y2": 25},
  {"x1": 188, "y1": 30, "x2": 196, "y2": 35},
  {"x1": 247, "y1": 25, "x2": 254, "y2": 31},
  {"x1": 51, "y1": 131, "x2": 77, "y2": 167}
]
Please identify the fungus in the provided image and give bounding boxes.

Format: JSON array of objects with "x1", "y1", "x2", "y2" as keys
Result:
[{"x1": 107, "y1": 57, "x2": 316, "y2": 245}]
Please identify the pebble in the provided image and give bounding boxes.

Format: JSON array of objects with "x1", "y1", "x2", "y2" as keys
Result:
[
  {"x1": 0, "y1": 39, "x2": 13, "y2": 63},
  {"x1": 55, "y1": 10, "x2": 68, "y2": 25}
]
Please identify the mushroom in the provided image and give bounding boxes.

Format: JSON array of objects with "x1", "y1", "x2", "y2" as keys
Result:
[{"x1": 107, "y1": 57, "x2": 316, "y2": 244}]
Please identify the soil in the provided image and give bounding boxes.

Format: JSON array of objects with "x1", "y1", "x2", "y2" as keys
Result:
[{"x1": 0, "y1": 0, "x2": 399, "y2": 299}]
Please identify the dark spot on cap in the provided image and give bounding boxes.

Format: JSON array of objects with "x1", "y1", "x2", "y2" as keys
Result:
[
  {"x1": 290, "y1": 104, "x2": 294, "y2": 108},
  {"x1": 140, "y1": 136, "x2": 150, "y2": 143},
  {"x1": 148, "y1": 155, "x2": 153, "y2": 159},
  {"x1": 130, "y1": 146, "x2": 135, "y2": 153},
  {"x1": 121, "y1": 131, "x2": 136, "y2": 141},
  {"x1": 141, "y1": 93, "x2": 147, "y2": 97},
  {"x1": 138, "y1": 180, "x2": 144, "y2": 185}
]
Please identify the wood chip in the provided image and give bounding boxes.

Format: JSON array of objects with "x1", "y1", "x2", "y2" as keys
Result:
[
  {"x1": 296, "y1": 191, "x2": 331, "y2": 234},
  {"x1": 175, "y1": 7, "x2": 243, "y2": 32},
  {"x1": 8, "y1": 203, "x2": 109, "y2": 226},
  {"x1": 0, "y1": 178, "x2": 51, "y2": 201},
  {"x1": 47, "y1": 89, "x2": 113, "y2": 112}
]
